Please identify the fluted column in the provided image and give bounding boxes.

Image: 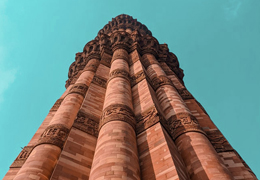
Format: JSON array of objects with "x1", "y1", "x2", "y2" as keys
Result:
[
  {"x1": 142, "y1": 53, "x2": 233, "y2": 180},
  {"x1": 13, "y1": 58, "x2": 99, "y2": 180},
  {"x1": 89, "y1": 48, "x2": 140, "y2": 180}
]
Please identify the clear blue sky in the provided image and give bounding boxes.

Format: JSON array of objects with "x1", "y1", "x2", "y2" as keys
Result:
[{"x1": 0, "y1": 0, "x2": 259, "y2": 178}]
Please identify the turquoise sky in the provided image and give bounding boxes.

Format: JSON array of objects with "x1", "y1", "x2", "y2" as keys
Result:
[{"x1": 0, "y1": 0, "x2": 259, "y2": 178}]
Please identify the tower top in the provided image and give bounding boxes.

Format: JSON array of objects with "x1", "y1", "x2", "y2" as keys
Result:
[
  {"x1": 66, "y1": 14, "x2": 185, "y2": 88},
  {"x1": 96, "y1": 14, "x2": 152, "y2": 39}
]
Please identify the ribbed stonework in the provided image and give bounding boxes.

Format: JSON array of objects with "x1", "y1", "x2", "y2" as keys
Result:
[{"x1": 4, "y1": 14, "x2": 257, "y2": 180}]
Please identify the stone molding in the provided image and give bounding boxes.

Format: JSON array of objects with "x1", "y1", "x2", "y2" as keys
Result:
[
  {"x1": 108, "y1": 69, "x2": 130, "y2": 82},
  {"x1": 92, "y1": 75, "x2": 107, "y2": 88},
  {"x1": 36, "y1": 124, "x2": 70, "y2": 149},
  {"x1": 151, "y1": 75, "x2": 174, "y2": 91},
  {"x1": 130, "y1": 70, "x2": 146, "y2": 87},
  {"x1": 96, "y1": 14, "x2": 152, "y2": 38},
  {"x1": 206, "y1": 130, "x2": 233, "y2": 153},
  {"x1": 67, "y1": 83, "x2": 88, "y2": 97},
  {"x1": 100, "y1": 104, "x2": 135, "y2": 130},
  {"x1": 141, "y1": 54, "x2": 159, "y2": 69},
  {"x1": 73, "y1": 111, "x2": 99, "y2": 137},
  {"x1": 135, "y1": 106, "x2": 162, "y2": 134},
  {"x1": 50, "y1": 98, "x2": 64, "y2": 112},
  {"x1": 10, "y1": 146, "x2": 34, "y2": 168},
  {"x1": 177, "y1": 88, "x2": 194, "y2": 100},
  {"x1": 168, "y1": 113, "x2": 206, "y2": 140}
]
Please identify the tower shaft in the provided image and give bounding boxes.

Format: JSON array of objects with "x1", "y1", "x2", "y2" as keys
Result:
[{"x1": 4, "y1": 14, "x2": 257, "y2": 180}]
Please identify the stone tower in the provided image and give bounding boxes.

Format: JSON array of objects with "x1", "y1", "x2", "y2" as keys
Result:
[{"x1": 4, "y1": 14, "x2": 257, "y2": 180}]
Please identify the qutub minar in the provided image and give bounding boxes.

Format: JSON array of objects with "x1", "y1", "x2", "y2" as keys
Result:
[{"x1": 4, "y1": 14, "x2": 257, "y2": 180}]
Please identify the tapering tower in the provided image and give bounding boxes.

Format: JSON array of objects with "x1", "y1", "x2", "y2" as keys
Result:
[{"x1": 4, "y1": 14, "x2": 257, "y2": 180}]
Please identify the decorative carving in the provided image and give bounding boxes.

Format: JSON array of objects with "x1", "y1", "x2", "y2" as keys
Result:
[
  {"x1": 168, "y1": 113, "x2": 205, "y2": 139},
  {"x1": 136, "y1": 107, "x2": 162, "y2": 134},
  {"x1": 92, "y1": 75, "x2": 107, "y2": 88},
  {"x1": 109, "y1": 69, "x2": 129, "y2": 82},
  {"x1": 68, "y1": 83, "x2": 88, "y2": 97},
  {"x1": 83, "y1": 40, "x2": 101, "y2": 61},
  {"x1": 73, "y1": 111, "x2": 99, "y2": 137},
  {"x1": 177, "y1": 88, "x2": 193, "y2": 100},
  {"x1": 10, "y1": 146, "x2": 33, "y2": 168},
  {"x1": 207, "y1": 130, "x2": 233, "y2": 153},
  {"x1": 50, "y1": 98, "x2": 64, "y2": 112},
  {"x1": 66, "y1": 15, "x2": 185, "y2": 89},
  {"x1": 159, "y1": 62, "x2": 175, "y2": 75},
  {"x1": 100, "y1": 104, "x2": 135, "y2": 129},
  {"x1": 37, "y1": 124, "x2": 70, "y2": 149},
  {"x1": 111, "y1": 31, "x2": 132, "y2": 52},
  {"x1": 130, "y1": 71, "x2": 145, "y2": 87},
  {"x1": 96, "y1": 14, "x2": 152, "y2": 40},
  {"x1": 141, "y1": 54, "x2": 159, "y2": 69},
  {"x1": 151, "y1": 75, "x2": 174, "y2": 91},
  {"x1": 141, "y1": 36, "x2": 159, "y2": 57}
]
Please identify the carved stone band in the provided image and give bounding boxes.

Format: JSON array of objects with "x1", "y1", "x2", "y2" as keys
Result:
[
  {"x1": 36, "y1": 124, "x2": 70, "y2": 149},
  {"x1": 206, "y1": 130, "x2": 233, "y2": 153},
  {"x1": 68, "y1": 83, "x2": 88, "y2": 97},
  {"x1": 135, "y1": 106, "x2": 162, "y2": 134},
  {"x1": 73, "y1": 111, "x2": 99, "y2": 137},
  {"x1": 10, "y1": 146, "x2": 33, "y2": 168},
  {"x1": 177, "y1": 88, "x2": 194, "y2": 100},
  {"x1": 100, "y1": 104, "x2": 135, "y2": 130},
  {"x1": 130, "y1": 70, "x2": 146, "y2": 87},
  {"x1": 168, "y1": 113, "x2": 206, "y2": 140},
  {"x1": 141, "y1": 54, "x2": 159, "y2": 69},
  {"x1": 50, "y1": 98, "x2": 64, "y2": 112},
  {"x1": 108, "y1": 69, "x2": 130, "y2": 83},
  {"x1": 92, "y1": 75, "x2": 107, "y2": 88},
  {"x1": 112, "y1": 42, "x2": 130, "y2": 54},
  {"x1": 151, "y1": 75, "x2": 174, "y2": 91}
]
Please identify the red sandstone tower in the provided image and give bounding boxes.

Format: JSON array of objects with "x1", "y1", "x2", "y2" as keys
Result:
[{"x1": 4, "y1": 14, "x2": 257, "y2": 180}]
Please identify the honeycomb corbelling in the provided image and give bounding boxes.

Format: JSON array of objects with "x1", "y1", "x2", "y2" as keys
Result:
[{"x1": 66, "y1": 14, "x2": 184, "y2": 88}]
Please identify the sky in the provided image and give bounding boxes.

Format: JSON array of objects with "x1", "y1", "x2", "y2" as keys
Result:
[{"x1": 0, "y1": 0, "x2": 259, "y2": 178}]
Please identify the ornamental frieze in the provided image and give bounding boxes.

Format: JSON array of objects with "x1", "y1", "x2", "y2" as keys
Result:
[
  {"x1": 168, "y1": 113, "x2": 205, "y2": 139},
  {"x1": 100, "y1": 104, "x2": 135, "y2": 129},
  {"x1": 135, "y1": 106, "x2": 162, "y2": 134},
  {"x1": 159, "y1": 62, "x2": 175, "y2": 75},
  {"x1": 50, "y1": 98, "x2": 64, "y2": 112},
  {"x1": 10, "y1": 146, "x2": 33, "y2": 168},
  {"x1": 37, "y1": 124, "x2": 70, "y2": 149},
  {"x1": 92, "y1": 75, "x2": 107, "y2": 88},
  {"x1": 177, "y1": 88, "x2": 193, "y2": 100},
  {"x1": 68, "y1": 83, "x2": 88, "y2": 97},
  {"x1": 151, "y1": 75, "x2": 174, "y2": 91},
  {"x1": 130, "y1": 71, "x2": 145, "y2": 87},
  {"x1": 206, "y1": 130, "x2": 233, "y2": 153},
  {"x1": 73, "y1": 111, "x2": 99, "y2": 137},
  {"x1": 109, "y1": 69, "x2": 129, "y2": 82},
  {"x1": 141, "y1": 54, "x2": 159, "y2": 69}
]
